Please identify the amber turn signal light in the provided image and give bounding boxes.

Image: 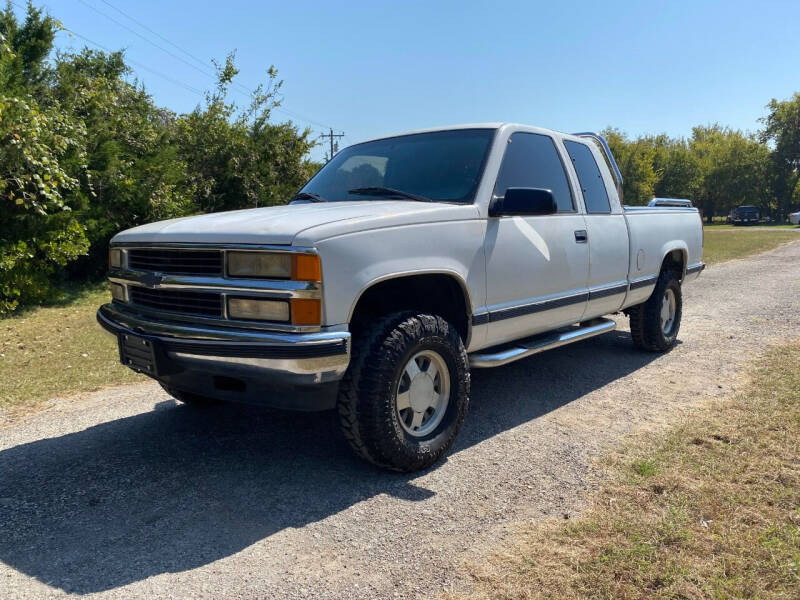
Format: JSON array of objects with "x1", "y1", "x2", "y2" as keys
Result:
[
  {"x1": 292, "y1": 254, "x2": 321, "y2": 282},
  {"x1": 291, "y1": 298, "x2": 321, "y2": 325}
]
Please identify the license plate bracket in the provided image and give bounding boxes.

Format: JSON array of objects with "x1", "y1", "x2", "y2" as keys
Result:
[{"x1": 119, "y1": 332, "x2": 158, "y2": 376}]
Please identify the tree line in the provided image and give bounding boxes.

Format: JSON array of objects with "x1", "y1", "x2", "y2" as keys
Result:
[
  {"x1": 1, "y1": 3, "x2": 319, "y2": 314},
  {"x1": 2, "y1": 3, "x2": 800, "y2": 315},
  {"x1": 603, "y1": 96, "x2": 800, "y2": 221}
]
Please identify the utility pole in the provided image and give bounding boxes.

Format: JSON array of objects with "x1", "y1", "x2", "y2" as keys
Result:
[{"x1": 320, "y1": 128, "x2": 345, "y2": 162}]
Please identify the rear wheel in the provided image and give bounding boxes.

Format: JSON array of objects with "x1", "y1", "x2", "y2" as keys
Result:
[
  {"x1": 160, "y1": 384, "x2": 219, "y2": 406},
  {"x1": 337, "y1": 312, "x2": 470, "y2": 472},
  {"x1": 628, "y1": 270, "x2": 682, "y2": 352}
]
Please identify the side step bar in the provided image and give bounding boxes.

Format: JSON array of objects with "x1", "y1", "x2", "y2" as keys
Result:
[{"x1": 469, "y1": 318, "x2": 617, "y2": 368}]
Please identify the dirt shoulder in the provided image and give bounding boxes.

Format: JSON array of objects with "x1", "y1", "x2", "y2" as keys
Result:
[{"x1": 456, "y1": 341, "x2": 800, "y2": 599}]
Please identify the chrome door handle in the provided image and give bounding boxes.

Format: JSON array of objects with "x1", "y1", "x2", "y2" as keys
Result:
[{"x1": 574, "y1": 230, "x2": 588, "y2": 243}]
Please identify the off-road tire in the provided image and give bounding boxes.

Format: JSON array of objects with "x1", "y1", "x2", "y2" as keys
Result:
[
  {"x1": 160, "y1": 383, "x2": 219, "y2": 406},
  {"x1": 629, "y1": 269, "x2": 682, "y2": 352},
  {"x1": 337, "y1": 312, "x2": 470, "y2": 472}
]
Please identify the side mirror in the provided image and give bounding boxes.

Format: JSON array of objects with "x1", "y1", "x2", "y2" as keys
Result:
[{"x1": 489, "y1": 188, "x2": 557, "y2": 217}]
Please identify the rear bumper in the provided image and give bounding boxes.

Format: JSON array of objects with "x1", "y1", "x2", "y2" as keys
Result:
[{"x1": 97, "y1": 303, "x2": 350, "y2": 410}]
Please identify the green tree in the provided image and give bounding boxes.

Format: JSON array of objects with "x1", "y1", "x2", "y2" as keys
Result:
[
  {"x1": 0, "y1": 1, "x2": 57, "y2": 94},
  {"x1": 645, "y1": 134, "x2": 702, "y2": 200},
  {"x1": 603, "y1": 128, "x2": 657, "y2": 205},
  {"x1": 0, "y1": 5, "x2": 89, "y2": 312},
  {"x1": 175, "y1": 55, "x2": 315, "y2": 212},
  {"x1": 0, "y1": 3, "x2": 319, "y2": 313},
  {"x1": 761, "y1": 93, "x2": 800, "y2": 220},
  {"x1": 52, "y1": 49, "x2": 194, "y2": 275},
  {"x1": 691, "y1": 125, "x2": 770, "y2": 222},
  {"x1": 0, "y1": 94, "x2": 90, "y2": 312}
]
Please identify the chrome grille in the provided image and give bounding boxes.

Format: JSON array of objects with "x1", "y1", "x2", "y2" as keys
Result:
[
  {"x1": 129, "y1": 287, "x2": 222, "y2": 318},
  {"x1": 127, "y1": 249, "x2": 223, "y2": 276}
]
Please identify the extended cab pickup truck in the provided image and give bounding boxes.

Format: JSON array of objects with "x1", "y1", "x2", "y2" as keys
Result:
[{"x1": 98, "y1": 124, "x2": 704, "y2": 471}]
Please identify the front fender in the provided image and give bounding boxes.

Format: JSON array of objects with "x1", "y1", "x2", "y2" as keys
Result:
[{"x1": 314, "y1": 220, "x2": 486, "y2": 327}]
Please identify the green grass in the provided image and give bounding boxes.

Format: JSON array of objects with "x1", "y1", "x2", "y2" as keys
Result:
[
  {"x1": 0, "y1": 286, "x2": 142, "y2": 414},
  {"x1": 704, "y1": 223, "x2": 798, "y2": 229},
  {"x1": 458, "y1": 342, "x2": 800, "y2": 599},
  {"x1": 703, "y1": 228, "x2": 799, "y2": 264}
]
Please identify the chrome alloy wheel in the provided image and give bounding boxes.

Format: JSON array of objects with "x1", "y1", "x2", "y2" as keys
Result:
[
  {"x1": 395, "y1": 350, "x2": 451, "y2": 437},
  {"x1": 661, "y1": 288, "x2": 677, "y2": 335}
]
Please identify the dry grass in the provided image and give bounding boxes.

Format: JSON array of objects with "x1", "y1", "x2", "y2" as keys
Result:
[
  {"x1": 704, "y1": 224, "x2": 797, "y2": 230},
  {"x1": 0, "y1": 287, "x2": 142, "y2": 413},
  {"x1": 459, "y1": 342, "x2": 800, "y2": 599},
  {"x1": 703, "y1": 229, "x2": 799, "y2": 264}
]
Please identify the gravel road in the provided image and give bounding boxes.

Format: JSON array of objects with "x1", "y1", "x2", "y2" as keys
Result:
[{"x1": 2, "y1": 241, "x2": 799, "y2": 599}]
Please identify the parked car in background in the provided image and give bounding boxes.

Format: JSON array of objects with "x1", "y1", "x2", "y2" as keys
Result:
[
  {"x1": 98, "y1": 124, "x2": 705, "y2": 472},
  {"x1": 727, "y1": 205, "x2": 760, "y2": 225},
  {"x1": 789, "y1": 210, "x2": 800, "y2": 225}
]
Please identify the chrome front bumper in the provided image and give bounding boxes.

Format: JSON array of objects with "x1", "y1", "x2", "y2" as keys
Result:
[{"x1": 97, "y1": 303, "x2": 351, "y2": 409}]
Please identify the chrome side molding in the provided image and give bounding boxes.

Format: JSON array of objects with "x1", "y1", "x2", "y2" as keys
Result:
[{"x1": 469, "y1": 318, "x2": 617, "y2": 368}]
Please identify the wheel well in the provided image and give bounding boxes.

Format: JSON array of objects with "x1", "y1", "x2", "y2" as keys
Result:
[
  {"x1": 661, "y1": 249, "x2": 686, "y2": 278},
  {"x1": 349, "y1": 274, "x2": 471, "y2": 344}
]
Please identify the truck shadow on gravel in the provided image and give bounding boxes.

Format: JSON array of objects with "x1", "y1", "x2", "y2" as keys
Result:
[{"x1": 0, "y1": 330, "x2": 664, "y2": 594}]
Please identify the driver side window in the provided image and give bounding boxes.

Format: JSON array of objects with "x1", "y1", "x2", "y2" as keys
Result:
[{"x1": 494, "y1": 133, "x2": 574, "y2": 212}]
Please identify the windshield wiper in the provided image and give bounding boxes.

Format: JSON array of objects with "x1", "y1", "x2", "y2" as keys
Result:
[
  {"x1": 291, "y1": 191, "x2": 326, "y2": 203},
  {"x1": 348, "y1": 187, "x2": 433, "y2": 203}
]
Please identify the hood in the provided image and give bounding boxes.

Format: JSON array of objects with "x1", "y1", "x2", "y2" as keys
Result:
[{"x1": 112, "y1": 201, "x2": 480, "y2": 246}]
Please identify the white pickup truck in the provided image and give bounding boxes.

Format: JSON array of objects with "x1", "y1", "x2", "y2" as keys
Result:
[{"x1": 98, "y1": 124, "x2": 704, "y2": 471}]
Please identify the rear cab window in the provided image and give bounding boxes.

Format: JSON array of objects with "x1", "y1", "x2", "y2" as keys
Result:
[
  {"x1": 494, "y1": 132, "x2": 574, "y2": 212},
  {"x1": 564, "y1": 140, "x2": 611, "y2": 214}
]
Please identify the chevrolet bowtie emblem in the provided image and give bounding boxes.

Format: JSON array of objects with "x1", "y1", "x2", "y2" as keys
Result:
[{"x1": 140, "y1": 272, "x2": 165, "y2": 288}]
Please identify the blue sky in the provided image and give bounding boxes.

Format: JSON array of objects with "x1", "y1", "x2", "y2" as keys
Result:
[{"x1": 19, "y1": 0, "x2": 800, "y2": 161}]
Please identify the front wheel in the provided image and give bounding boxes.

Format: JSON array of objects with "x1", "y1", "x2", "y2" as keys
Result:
[
  {"x1": 628, "y1": 270, "x2": 682, "y2": 352},
  {"x1": 337, "y1": 312, "x2": 470, "y2": 472}
]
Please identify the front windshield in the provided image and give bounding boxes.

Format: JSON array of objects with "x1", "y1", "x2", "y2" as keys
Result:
[{"x1": 298, "y1": 128, "x2": 495, "y2": 203}]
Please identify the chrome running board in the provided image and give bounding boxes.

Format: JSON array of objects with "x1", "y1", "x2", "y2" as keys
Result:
[{"x1": 469, "y1": 318, "x2": 617, "y2": 368}]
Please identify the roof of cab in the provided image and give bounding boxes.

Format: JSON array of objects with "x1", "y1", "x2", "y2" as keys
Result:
[{"x1": 355, "y1": 122, "x2": 573, "y2": 146}]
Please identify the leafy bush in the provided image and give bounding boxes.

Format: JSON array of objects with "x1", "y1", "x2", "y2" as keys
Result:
[
  {"x1": 0, "y1": 5, "x2": 317, "y2": 314},
  {"x1": 0, "y1": 93, "x2": 89, "y2": 313}
]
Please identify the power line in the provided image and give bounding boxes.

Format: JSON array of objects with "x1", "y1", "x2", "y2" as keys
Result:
[
  {"x1": 97, "y1": 0, "x2": 211, "y2": 71},
  {"x1": 11, "y1": 0, "x2": 205, "y2": 96},
  {"x1": 77, "y1": 0, "x2": 259, "y2": 101},
  {"x1": 274, "y1": 105, "x2": 339, "y2": 130},
  {"x1": 10, "y1": 0, "x2": 344, "y2": 135},
  {"x1": 68, "y1": 28, "x2": 206, "y2": 96},
  {"x1": 76, "y1": 0, "x2": 218, "y2": 82},
  {"x1": 79, "y1": 0, "x2": 339, "y2": 132}
]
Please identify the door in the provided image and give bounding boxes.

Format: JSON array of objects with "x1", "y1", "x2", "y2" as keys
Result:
[
  {"x1": 563, "y1": 139, "x2": 629, "y2": 319},
  {"x1": 483, "y1": 132, "x2": 590, "y2": 347}
]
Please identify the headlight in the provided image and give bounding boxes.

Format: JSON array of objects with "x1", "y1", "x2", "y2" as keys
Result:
[
  {"x1": 109, "y1": 248, "x2": 122, "y2": 269},
  {"x1": 226, "y1": 251, "x2": 321, "y2": 281},
  {"x1": 227, "y1": 252, "x2": 291, "y2": 278},
  {"x1": 110, "y1": 282, "x2": 127, "y2": 302},
  {"x1": 228, "y1": 298, "x2": 290, "y2": 322}
]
